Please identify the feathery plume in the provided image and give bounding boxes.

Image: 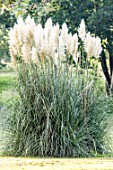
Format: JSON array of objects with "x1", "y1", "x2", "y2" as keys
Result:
[
  {"x1": 66, "y1": 33, "x2": 73, "y2": 54},
  {"x1": 31, "y1": 47, "x2": 39, "y2": 65},
  {"x1": 84, "y1": 32, "x2": 102, "y2": 58},
  {"x1": 60, "y1": 23, "x2": 68, "y2": 45},
  {"x1": 44, "y1": 18, "x2": 53, "y2": 39},
  {"x1": 17, "y1": 16, "x2": 25, "y2": 45},
  {"x1": 93, "y1": 37, "x2": 102, "y2": 58},
  {"x1": 84, "y1": 32, "x2": 95, "y2": 57},
  {"x1": 52, "y1": 23, "x2": 60, "y2": 47},
  {"x1": 70, "y1": 33, "x2": 78, "y2": 56},
  {"x1": 9, "y1": 16, "x2": 102, "y2": 66},
  {"x1": 21, "y1": 45, "x2": 31, "y2": 63},
  {"x1": 25, "y1": 15, "x2": 36, "y2": 45},
  {"x1": 34, "y1": 24, "x2": 44, "y2": 53},
  {"x1": 78, "y1": 19, "x2": 86, "y2": 40}
]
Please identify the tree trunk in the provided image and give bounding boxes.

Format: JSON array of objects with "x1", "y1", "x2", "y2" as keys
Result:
[
  {"x1": 110, "y1": 71, "x2": 113, "y2": 94},
  {"x1": 100, "y1": 50, "x2": 111, "y2": 94},
  {"x1": 108, "y1": 49, "x2": 113, "y2": 93},
  {"x1": 100, "y1": 49, "x2": 113, "y2": 95}
]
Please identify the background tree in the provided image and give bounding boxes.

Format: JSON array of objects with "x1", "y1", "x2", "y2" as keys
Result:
[
  {"x1": 0, "y1": 0, "x2": 29, "y2": 64},
  {"x1": 88, "y1": 0, "x2": 113, "y2": 94},
  {"x1": 0, "y1": 5, "x2": 16, "y2": 65},
  {"x1": 34, "y1": 0, "x2": 95, "y2": 32}
]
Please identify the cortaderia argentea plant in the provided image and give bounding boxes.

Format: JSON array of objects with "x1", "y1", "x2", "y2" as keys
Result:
[{"x1": 5, "y1": 15, "x2": 108, "y2": 157}]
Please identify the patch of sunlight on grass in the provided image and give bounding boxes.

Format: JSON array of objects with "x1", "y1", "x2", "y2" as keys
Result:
[
  {"x1": 0, "y1": 71, "x2": 16, "y2": 93},
  {"x1": 0, "y1": 158, "x2": 113, "y2": 170}
]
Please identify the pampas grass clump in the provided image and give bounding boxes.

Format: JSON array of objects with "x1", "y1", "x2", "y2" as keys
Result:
[{"x1": 3, "y1": 16, "x2": 108, "y2": 157}]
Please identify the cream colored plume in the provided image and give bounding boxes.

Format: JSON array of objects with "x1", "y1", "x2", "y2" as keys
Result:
[
  {"x1": 17, "y1": 16, "x2": 25, "y2": 45},
  {"x1": 9, "y1": 25, "x2": 20, "y2": 55},
  {"x1": 9, "y1": 16, "x2": 102, "y2": 67},
  {"x1": 31, "y1": 47, "x2": 39, "y2": 65},
  {"x1": 84, "y1": 32, "x2": 95, "y2": 57},
  {"x1": 44, "y1": 18, "x2": 53, "y2": 39},
  {"x1": 78, "y1": 19, "x2": 86, "y2": 40},
  {"x1": 93, "y1": 37, "x2": 102, "y2": 58},
  {"x1": 34, "y1": 24, "x2": 44, "y2": 53},
  {"x1": 60, "y1": 23, "x2": 68, "y2": 46},
  {"x1": 21, "y1": 45, "x2": 31, "y2": 64},
  {"x1": 70, "y1": 33, "x2": 78, "y2": 56},
  {"x1": 24, "y1": 15, "x2": 36, "y2": 45},
  {"x1": 84, "y1": 32, "x2": 102, "y2": 58}
]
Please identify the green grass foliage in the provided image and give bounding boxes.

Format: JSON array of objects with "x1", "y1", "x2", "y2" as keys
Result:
[{"x1": 1, "y1": 60, "x2": 112, "y2": 157}]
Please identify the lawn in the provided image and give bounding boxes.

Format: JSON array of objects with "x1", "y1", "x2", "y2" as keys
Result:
[
  {"x1": 0, "y1": 157, "x2": 113, "y2": 170},
  {"x1": 0, "y1": 70, "x2": 16, "y2": 92}
]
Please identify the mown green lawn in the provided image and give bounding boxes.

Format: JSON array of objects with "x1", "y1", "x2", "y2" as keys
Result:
[
  {"x1": 0, "y1": 70, "x2": 16, "y2": 93},
  {"x1": 0, "y1": 157, "x2": 113, "y2": 170}
]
